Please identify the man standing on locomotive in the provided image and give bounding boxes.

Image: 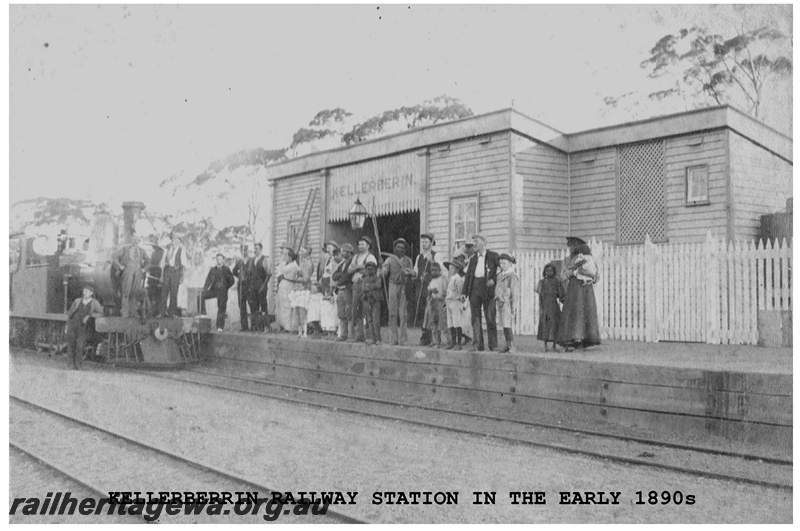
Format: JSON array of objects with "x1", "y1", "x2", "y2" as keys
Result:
[
  {"x1": 65, "y1": 285, "x2": 104, "y2": 370},
  {"x1": 111, "y1": 232, "x2": 149, "y2": 319},
  {"x1": 159, "y1": 231, "x2": 184, "y2": 318}
]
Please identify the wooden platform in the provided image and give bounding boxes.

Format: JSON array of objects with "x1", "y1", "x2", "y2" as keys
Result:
[{"x1": 207, "y1": 333, "x2": 792, "y2": 454}]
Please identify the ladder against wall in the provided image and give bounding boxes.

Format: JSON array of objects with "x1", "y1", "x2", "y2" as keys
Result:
[
  {"x1": 289, "y1": 187, "x2": 318, "y2": 252},
  {"x1": 514, "y1": 232, "x2": 792, "y2": 345}
]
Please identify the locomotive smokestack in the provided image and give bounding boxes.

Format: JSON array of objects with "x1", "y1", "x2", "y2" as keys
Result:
[{"x1": 121, "y1": 201, "x2": 145, "y2": 244}]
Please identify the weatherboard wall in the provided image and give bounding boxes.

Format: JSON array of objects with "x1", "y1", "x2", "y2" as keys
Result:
[
  {"x1": 567, "y1": 147, "x2": 618, "y2": 243},
  {"x1": 729, "y1": 130, "x2": 793, "y2": 241},
  {"x1": 426, "y1": 132, "x2": 512, "y2": 258},
  {"x1": 271, "y1": 171, "x2": 322, "y2": 269},
  {"x1": 512, "y1": 133, "x2": 569, "y2": 250},
  {"x1": 662, "y1": 130, "x2": 729, "y2": 242},
  {"x1": 567, "y1": 130, "x2": 734, "y2": 245}
]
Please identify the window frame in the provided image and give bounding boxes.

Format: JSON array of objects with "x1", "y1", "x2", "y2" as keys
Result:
[
  {"x1": 685, "y1": 164, "x2": 711, "y2": 206},
  {"x1": 449, "y1": 194, "x2": 480, "y2": 253}
]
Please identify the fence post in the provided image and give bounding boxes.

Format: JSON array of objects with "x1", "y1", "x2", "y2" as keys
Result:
[
  {"x1": 643, "y1": 235, "x2": 655, "y2": 342},
  {"x1": 705, "y1": 231, "x2": 721, "y2": 344},
  {"x1": 593, "y1": 237, "x2": 604, "y2": 339}
]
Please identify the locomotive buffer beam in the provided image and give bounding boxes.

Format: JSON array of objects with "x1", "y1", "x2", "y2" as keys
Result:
[{"x1": 95, "y1": 317, "x2": 212, "y2": 367}]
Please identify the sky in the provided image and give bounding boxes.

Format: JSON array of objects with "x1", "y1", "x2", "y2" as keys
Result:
[{"x1": 8, "y1": 4, "x2": 793, "y2": 206}]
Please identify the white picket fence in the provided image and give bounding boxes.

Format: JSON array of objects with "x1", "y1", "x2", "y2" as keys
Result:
[{"x1": 514, "y1": 232, "x2": 792, "y2": 345}]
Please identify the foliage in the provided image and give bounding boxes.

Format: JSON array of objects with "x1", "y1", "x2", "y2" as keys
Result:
[
  {"x1": 308, "y1": 107, "x2": 352, "y2": 127},
  {"x1": 638, "y1": 26, "x2": 792, "y2": 119},
  {"x1": 342, "y1": 95, "x2": 473, "y2": 145},
  {"x1": 290, "y1": 127, "x2": 338, "y2": 149},
  {"x1": 30, "y1": 197, "x2": 94, "y2": 226}
]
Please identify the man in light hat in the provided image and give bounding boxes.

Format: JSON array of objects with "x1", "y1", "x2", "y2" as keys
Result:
[
  {"x1": 111, "y1": 232, "x2": 149, "y2": 318},
  {"x1": 460, "y1": 233, "x2": 500, "y2": 351},
  {"x1": 381, "y1": 237, "x2": 414, "y2": 345},
  {"x1": 347, "y1": 235, "x2": 378, "y2": 342},
  {"x1": 65, "y1": 285, "x2": 104, "y2": 370},
  {"x1": 332, "y1": 243, "x2": 355, "y2": 341},
  {"x1": 413, "y1": 232, "x2": 441, "y2": 346},
  {"x1": 159, "y1": 231, "x2": 185, "y2": 317}
]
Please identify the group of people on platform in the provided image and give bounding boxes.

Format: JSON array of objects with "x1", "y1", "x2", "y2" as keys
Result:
[
  {"x1": 72, "y1": 227, "x2": 600, "y2": 358},
  {"x1": 266, "y1": 232, "x2": 601, "y2": 354}
]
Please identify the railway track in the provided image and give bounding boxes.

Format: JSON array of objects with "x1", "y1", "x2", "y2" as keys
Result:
[
  {"x1": 120, "y1": 363, "x2": 792, "y2": 491},
  {"x1": 9, "y1": 395, "x2": 368, "y2": 524}
]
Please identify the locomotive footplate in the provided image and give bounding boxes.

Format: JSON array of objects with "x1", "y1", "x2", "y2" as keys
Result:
[{"x1": 95, "y1": 317, "x2": 212, "y2": 368}]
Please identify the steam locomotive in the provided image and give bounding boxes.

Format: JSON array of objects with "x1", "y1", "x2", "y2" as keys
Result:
[{"x1": 10, "y1": 201, "x2": 210, "y2": 367}]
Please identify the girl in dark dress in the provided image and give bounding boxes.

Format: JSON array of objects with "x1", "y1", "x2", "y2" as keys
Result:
[
  {"x1": 558, "y1": 238, "x2": 601, "y2": 351},
  {"x1": 535, "y1": 262, "x2": 564, "y2": 351}
]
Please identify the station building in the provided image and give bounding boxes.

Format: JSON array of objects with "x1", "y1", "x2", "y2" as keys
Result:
[{"x1": 265, "y1": 105, "x2": 792, "y2": 264}]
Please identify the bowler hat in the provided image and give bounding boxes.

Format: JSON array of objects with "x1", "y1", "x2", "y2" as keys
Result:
[
  {"x1": 393, "y1": 238, "x2": 409, "y2": 249},
  {"x1": 325, "y1": 240, "x2": 340, "y2": 251},
  {"x1": 498, "y1": 253, "x2": 516, "y2": 264},
  {"x1": 358, "y1": 235, "x2": 373, "y2": 248},
  {"x1": 340, "y1": 243, "x2": 355, "y2": 253},
  {"x1": 566, "y1": 236, "x2": 587, "y2": 246},
  {"x1": 365, "y1": 261, "x2": 378, "y2": 270},
  {"x1": 420, "y1": 233, "x2": 436, "y2": 245}
]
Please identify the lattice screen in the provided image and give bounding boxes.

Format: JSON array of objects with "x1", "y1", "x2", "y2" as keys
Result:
[{"x1": 618, "y1": 141, "x2": 665, "y2": 242}]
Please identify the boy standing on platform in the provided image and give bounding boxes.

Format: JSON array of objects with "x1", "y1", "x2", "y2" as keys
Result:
[
  {"x1": 495, "y1": 253, "x2": 520, "y2": 353},
  {"x1": 444, "y1": 256, "x2": 467, "y2": 350},
  {"x1": 424, "y1": 262, "x2": 449, "y2": 348}
]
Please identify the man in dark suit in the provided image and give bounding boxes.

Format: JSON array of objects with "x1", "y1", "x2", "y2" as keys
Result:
[
  {"x1": 252, "y1": 243, "x2": 272, "y2": 330},
  {"x1": 159, "y1": 232, "x2": 184, "y2": 317},
  {"x1": 201, "y1": 253, "x2": 235, "y2": 331},
  {"x1": 233, "y1": 246, "x2": 256, "y2": 331},
  {"x1": 460, "y1": 233, "x2": 500, "y2": 351}
]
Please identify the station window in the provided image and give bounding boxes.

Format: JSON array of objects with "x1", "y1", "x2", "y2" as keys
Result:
[
  {"x1": 451, "y1": 196, "x2": 479, "y2": 250},
  {"x1": 686, "y1": 165, "x2": 709, "y2": 205}
]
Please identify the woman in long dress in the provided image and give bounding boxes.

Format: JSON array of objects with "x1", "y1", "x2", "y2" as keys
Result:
[
  {"x1": 291, "y1": 245, "x2": 314, "y2": 330},
  {"x1": 319, "y1": 243, "x2": 341, "y2": 337},
  {"x1": 275, "y1": 247, "x2": 299, "y2": 331},
  {"x1": 557, "y1": 237, "x2": 601, "y2": 351}
]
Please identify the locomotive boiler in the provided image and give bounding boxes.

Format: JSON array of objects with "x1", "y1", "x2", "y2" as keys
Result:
[{"x1": 10, "y1": 201, "x2": 210, "y2": 367}]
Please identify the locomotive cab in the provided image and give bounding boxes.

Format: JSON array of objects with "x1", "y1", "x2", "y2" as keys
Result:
[{"x1": 10, "y1": 201, "x2": 211, "y2": 367}]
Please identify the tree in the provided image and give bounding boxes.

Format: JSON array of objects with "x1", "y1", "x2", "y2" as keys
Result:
[
  {"x1": 289, "y1": 107, "x2": 353, "y2": 157},
  {"x1": 342, "y1": 95, "x2": 473, "y2": 145},
  {"x1": 638, "y1": 26, "x2": 792, "y2": 121}
]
